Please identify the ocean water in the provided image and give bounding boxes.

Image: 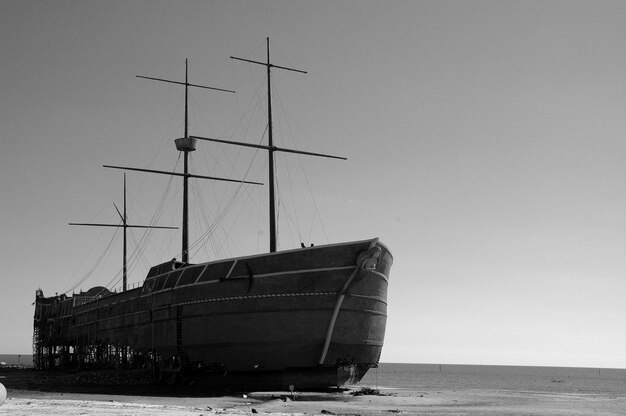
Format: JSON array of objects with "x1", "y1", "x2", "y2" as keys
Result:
[
  {"x1": 0, "y1": 355, "x2": 32, "y2": 366},
  {"x1": 356, "y1": 363, "x2": 626, "y2": 395},
  {"x1": 2, "y1": 355, "x2": 624, "y2": 396}
]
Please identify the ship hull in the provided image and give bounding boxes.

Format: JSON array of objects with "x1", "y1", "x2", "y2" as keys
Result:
[{"x1": 34, "y1": 238, "x2": 392, "y2": 389}]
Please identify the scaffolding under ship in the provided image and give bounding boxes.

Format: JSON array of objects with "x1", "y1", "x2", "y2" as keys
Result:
[{"x1": 33, "y1": 39, "x2": 392, "y2": 390}]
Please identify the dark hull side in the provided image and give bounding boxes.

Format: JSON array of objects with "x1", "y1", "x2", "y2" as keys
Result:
[{"x1": 33, "y1": 238, "x2": 392, "y2": 389}]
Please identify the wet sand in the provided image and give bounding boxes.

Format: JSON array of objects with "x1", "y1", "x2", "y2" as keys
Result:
[
  {"x1": 2, "y1": 386, "x2": 625, "y2": 415},
  {"x1": 1, "y1": 369, "x2": 625, "y2": 415}
]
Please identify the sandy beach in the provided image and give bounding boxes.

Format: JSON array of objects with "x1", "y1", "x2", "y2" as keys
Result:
[{"x1": 1, "y1": 383, "x2": 625, "y2": 415}]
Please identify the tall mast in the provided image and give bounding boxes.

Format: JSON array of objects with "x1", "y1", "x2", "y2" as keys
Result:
[
  {"x1": 190, "y1": 37, "x2": 347, "y2": 253},
  {"x1": 109, "y1": 63, "x2": 262, "y2": 264},
  {"x1": 230, "y1": 37, "x2": 308, "y2": 253},
  {"x1": 182, "y1": 59, "x2": 190, "y2": 263},
  {"x1": 123, "y1": 173, "x2": 127, "y2": 289},
  {"x1": 266, "y1": 38, "x2": 277, "y2": 253},
  {"x1": 135, "y1": 61, "x2": 237, "y2": 263},
  {"x1": 69, "y1": 174, "x2": 178, "y2": 292}
]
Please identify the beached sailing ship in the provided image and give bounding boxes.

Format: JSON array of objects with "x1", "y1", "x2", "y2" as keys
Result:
[{"x1": 33, "y1": 39, "x2": 392, "y2": 389}]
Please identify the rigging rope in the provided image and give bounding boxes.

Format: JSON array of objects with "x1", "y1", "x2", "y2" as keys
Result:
[
  {"x1": 188, "y1": 143, "x2": 265, "y2": 259},
  {"x1": 273, "y1": 79, "x2": 330, "y2": 246},
  {"x1": 101, "y1": 156, "x2": 180, "y2": 291},
  {"x1": 63, "y1": 225, "x2": 121, "y2": 294},
  {"x1": 212, "y1": 134, "x2": 269, "y2": 254}
]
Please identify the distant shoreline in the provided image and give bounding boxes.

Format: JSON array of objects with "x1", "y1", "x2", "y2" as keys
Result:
[{"x1": 0, "y1": 354, "x2": 32, "y2": 366}]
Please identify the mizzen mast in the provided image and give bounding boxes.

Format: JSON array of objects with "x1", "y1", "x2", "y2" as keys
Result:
[{"x1": 69, "y1": 173, "x2": 178, "y2": 291}]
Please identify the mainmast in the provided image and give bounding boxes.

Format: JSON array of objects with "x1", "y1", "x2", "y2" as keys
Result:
[
  {"x1": 192, "y1": 37, "x2": 346, "y2": 253},
  {"x1": 180, "y1": 59, "x2": 192, "y2": 264},
  {"x1": 266, "y1": 39, "x2": 277, "y2": 253},
  {"x1": 69, "y1": 173, "x2": 178, "y2": 291},
  {"x1": 106, "y1": 60, "x2": 261, "y2": 264},
  {"x1": 140, "y1": 60, "x2": 237, "y2": 263}
]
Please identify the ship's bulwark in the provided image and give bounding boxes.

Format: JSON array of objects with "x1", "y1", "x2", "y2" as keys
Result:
[{"x1": 33, "y1": 238, "x2": 392, "y2": 389}]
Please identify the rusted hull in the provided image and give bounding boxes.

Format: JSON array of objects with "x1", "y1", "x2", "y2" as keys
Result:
[{"x1": 34, "y1": 238, "x2": 392, "y2": 389}]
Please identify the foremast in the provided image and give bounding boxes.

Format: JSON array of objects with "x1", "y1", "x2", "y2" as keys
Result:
[{"x1": 193, "y1": 37, "x2": 347, "y2": 253}]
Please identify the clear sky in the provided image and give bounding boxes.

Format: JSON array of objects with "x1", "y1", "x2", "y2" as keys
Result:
[{"x1": 2, "y1": 0, "x2": 625, "y2": 369}]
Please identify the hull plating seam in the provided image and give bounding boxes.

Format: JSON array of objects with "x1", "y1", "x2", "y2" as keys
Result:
[
  {"x1": 367, "y1": 270, "x2": 390, "y2": 283},
  {"x1": 157, "y1": 291, "x2": 387, "y2": 311},
  {"x1": 72, "y1": 291, "x2": 388, "y2": 325},
  {"x1": 347, "y1": 293, "x2": 387, "y2": 303},
  {"x1": 72, "y1": 304, "x2": 387, "y2": 330},
  {"x1": 153, "y1": 265, "x2": 358, "y2": 291}
]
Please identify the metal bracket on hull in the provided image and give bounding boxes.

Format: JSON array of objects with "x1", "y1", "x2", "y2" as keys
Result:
[
  {"x1": 222, "y1": 260, "x2": 238, "y2": 281},
  {"x1": 318, "y1": 239, "x2": 381, "y2": 365},
  {"x1": 245, "y1": 263, "x2": 254, "y2": 293}
]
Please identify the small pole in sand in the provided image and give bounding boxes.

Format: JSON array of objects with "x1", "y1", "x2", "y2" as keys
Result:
[{"x1": 376, "y1": 366, "x2": 379, "y2": 390}]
